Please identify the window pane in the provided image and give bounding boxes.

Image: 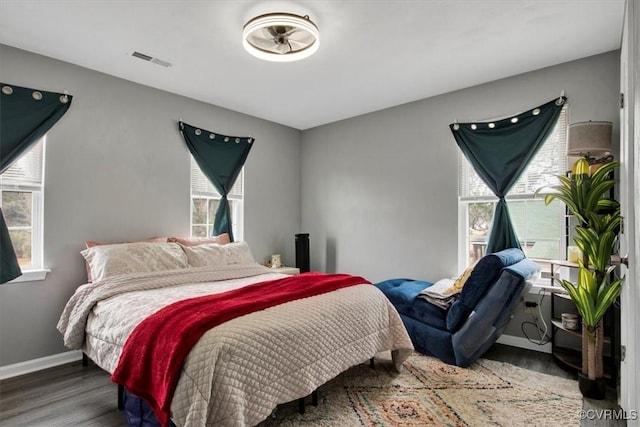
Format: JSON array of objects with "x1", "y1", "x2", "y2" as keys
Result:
[
  {"x1": 208, "y1": 199, "x2": 219, "y2": 223},
  {"x1": 192, "y1": 198, "x2": 207, "y2": 224},
  {"x1": 468, "y1": 202, "x2": 493, "y2": 264},
  {"x1": 9, "y1": 229, "x2": 32, "y2": 267},
  {"x1": 2, "y1": 191, "x2": 32, "y2": 227},
  {"x1": 192, "y1": 226, "x2": 207, "y2": 237},
  {"x1": 509, "y1": 200, "x2": 562, "y2": 259}
]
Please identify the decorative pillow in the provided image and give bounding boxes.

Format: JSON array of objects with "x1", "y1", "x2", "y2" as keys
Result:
[
  {"x1": 168, "y1": 233, "x2": 230, "y2": 246},
  {"x1": 85, "y1": 236, "x2": 167, "y2": 248},
  {"x1": 180, "y1": 241, "x2": 256, "y2": 268},
  {"x1": 84, "y1": 237, "x2": 168, "y2": 282},
  {"x1": 81, "y1": 242, "x2": 187, "y2": 282},
  {"x1": 451, "y1": 262, "x2": 476, "y2": 292}
]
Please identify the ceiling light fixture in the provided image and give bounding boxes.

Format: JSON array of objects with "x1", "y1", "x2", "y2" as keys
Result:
[{"x1": 242, "y1": 13, "x2": 319, "y2": 62}]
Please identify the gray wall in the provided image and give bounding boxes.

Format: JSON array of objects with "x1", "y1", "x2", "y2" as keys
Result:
[
  {"x1": 301, "y1": 51, "x2": 620, "y2": 339},
  {"x1": 0, "y1": 45, "x2": 302, "y2": 366},
  {"x1": 0, "y1": 46, "x2": 621, "y2": 367}
]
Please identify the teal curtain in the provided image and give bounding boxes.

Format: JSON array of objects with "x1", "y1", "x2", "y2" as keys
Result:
[
  {"x1": 450, "y1": 97, "x2": 566, "y2": 253},
  {"x1": 178, "y1": 121, "x2": 253, "y2": 241},
  {"x1": 0, "y1": 83, "x2": 72, "y2": 284}
]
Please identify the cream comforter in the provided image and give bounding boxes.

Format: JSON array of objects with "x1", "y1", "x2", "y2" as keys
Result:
[{"x1": 57, "y1": 264, "x2": 413, "y2": 427}]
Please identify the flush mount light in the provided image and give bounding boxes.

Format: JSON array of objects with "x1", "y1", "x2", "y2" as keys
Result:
[{"x1": 242, "y1": 12, "x2": 319, "y2": 62}]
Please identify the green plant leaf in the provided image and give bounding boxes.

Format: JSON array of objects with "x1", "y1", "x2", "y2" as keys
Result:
[
  {"x1": 593, "y1": 279, "x2": 623, "y2": 324},
  {"x1": 578, "y1": 267, "x2": 597, "y2": 301},
  {"x1": 590, "y1": 161, "x2": 619, "y2": 185}
]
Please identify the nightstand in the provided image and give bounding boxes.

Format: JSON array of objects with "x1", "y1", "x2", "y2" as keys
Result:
[{"x1": 270, "y1": 266, "x2": 300, "y2": 275}]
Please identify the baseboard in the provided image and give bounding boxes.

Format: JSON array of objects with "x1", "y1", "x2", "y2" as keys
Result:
[
  {"x1": 0, "y1": 350, "x2": 83, "y2": 380},
  {"x1": 497, "y1": 334, "x2": 552, "y2": 354}
]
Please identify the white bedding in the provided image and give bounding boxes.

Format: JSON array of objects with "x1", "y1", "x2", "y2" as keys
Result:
[{"x1": 58, "y1": 264, "x2": 413, "y2": 427}]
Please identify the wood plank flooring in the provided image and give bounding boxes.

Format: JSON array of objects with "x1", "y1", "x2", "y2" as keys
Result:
[{"x1": 0, "y1": 344, "x2": 627, "y2": 426}]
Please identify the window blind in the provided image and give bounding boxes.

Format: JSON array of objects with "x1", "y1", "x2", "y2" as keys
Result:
[
  {"x1": 458, "y1": 106, "x2": 567, "y2": 200},
  {"x1": 190, "y1": 157, "x2": 243, "y2": 199},
  {"x1": 0, "y1": 139, "x2": 44, "y2": 190}
]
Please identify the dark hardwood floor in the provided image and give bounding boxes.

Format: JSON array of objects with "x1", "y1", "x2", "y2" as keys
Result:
[{"x1": 0, "y1": 344, "x2": 626, "y2": 426}]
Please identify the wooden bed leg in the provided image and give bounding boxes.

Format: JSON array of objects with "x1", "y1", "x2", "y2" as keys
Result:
[
  {"x1": 311, "y1": 390, "x2": 318, "y2": 406},
  {"x1": 298, "y1": 397, "x2": 305, "y2": 414},
  {"x1": 369, "y1": 357, "x2": 375, "y2": 369},
  {"x1": 117, "y1": 384, "x2": 124, "y2": 411},
  {"x1": 82, "y1": 352, "x2": 88, "y2": 367}
]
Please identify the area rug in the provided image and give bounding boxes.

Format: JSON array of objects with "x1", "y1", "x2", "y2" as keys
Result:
[{"x1": 257, "y1": 352, "x2": 581, "y2": 427}]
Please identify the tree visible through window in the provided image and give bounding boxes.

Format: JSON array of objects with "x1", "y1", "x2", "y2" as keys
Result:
[
  {"x1": 459, "y1": 106, "x2": 568, "y2": 265},
  {"x1": 0, "y1": 138, "x2": 45, "y2": 269}
]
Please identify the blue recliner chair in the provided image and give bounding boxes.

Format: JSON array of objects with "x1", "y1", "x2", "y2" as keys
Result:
[{"x1": 376, "y1": 248, "x2": 539, "y2": 367}]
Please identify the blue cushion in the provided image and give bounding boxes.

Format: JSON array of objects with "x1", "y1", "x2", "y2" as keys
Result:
[
  {"x1": 505, "y1": 258, "x2": 540, "y2": 280},
  {"x1": 491, "y1": 247, "x2": 526, "y2": 267},
  {"x1": 376, "y1": 279, "x2": 447, "y2": 330},
  {"x1": 446, "y1": 300, "x2": 470, "y2": 331},
  {"x1": 403, "y1": 298, "x2": 448, "y2": 330}
]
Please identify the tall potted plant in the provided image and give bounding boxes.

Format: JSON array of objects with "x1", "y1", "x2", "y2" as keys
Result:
[{"x1": 537, "y1": 158, "x2": 624, "y2": 399}]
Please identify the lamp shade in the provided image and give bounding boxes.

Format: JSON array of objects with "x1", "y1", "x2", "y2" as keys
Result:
[{"x1": 567, "y1": 121, "x2": 612, "y2": 157}]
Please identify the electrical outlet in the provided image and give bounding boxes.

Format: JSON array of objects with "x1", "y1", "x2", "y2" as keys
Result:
[{"x1": 524, "y1": 301, "x2": 538, "y2": 313}]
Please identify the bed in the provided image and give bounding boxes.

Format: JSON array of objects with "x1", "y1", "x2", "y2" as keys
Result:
[{"x1": 57, "y1": 240, "x2": 413, "y2": 427}]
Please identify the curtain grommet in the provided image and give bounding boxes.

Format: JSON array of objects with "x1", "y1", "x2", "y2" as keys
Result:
[
  {"x1": 59, "y1": 94, "x2": 69, "y2": 104},
  {"x1": 32, "y1": 91, "x2": 43, "y2": 101},
  {"x1": 209, "y1": 133, "x2": 215, "y2": 139},
  {"x1": 471, "y1": 124, "x2": 477, "y2": 130},
  {"x1": 555, "y1": 97, "x2": 565, "y2": 106},
  {"x1": 195, "y1": 129, "x2": 202, "y2": 136},
  {"x1": 452, "y1": 123, "x2": 460, "y2": 131},
  {"x1": 235, "y1": 138, "x2": 240, "y2": 143},
  {"x1": 2, "y1": 86, "x2": 13, "y2": 95},
  {"x1": 511, "y1": 117, "x2": 518, "y2": 123},
  {"x1": 224, "y1": 137, "x2": 229, "y2": 142},
  {"x1": 532, "y1": 108, "x2": 541, "y2": 116}
]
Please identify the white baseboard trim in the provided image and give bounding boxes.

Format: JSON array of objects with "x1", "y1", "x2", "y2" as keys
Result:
[
  {"x1": 497, "y1": 334, "x2": 552, "y2": 354},
  {"x1": 0, "y1": 350, "x2": 83, "y2": 380}
]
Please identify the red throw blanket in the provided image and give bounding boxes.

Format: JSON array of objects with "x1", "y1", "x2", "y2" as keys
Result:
[{"x1": 110, "y1": 271, "x2": 370, "y2": 426}]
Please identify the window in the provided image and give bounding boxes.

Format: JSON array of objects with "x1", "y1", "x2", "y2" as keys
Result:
[
  {"x1": 190, "y1": 157, "x2": 244, "y2": 240},
  {"x1": 458, "y1": 106, "x2": 568, "y2": 266},
  {"x1": 0, "y1": 138, "x2": 45, "y2": 270}
]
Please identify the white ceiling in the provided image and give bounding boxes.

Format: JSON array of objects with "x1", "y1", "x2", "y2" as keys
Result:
[{"x1": 0, "y1": 1, "x2": 625, "y2": 130}]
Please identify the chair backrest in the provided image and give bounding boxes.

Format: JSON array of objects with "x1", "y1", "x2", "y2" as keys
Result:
[
  {"x1": 446, "y1": 248, "x2": 525, "y2": 332},
  {"x1": 451, "y1": 258, "x2": 540, "y2": 366}
]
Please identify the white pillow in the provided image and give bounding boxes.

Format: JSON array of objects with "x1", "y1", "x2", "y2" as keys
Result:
[
  {"x1": 180, "y1": 241, "x2": 256, "y2": 268},
  {"x1": 81, "y1": 242, "x2": 188, "y2": 281}
]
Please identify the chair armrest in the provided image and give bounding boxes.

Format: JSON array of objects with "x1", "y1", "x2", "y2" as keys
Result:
[{"x1": 451, "y1": 270, "x2": 526, "y2": 366}]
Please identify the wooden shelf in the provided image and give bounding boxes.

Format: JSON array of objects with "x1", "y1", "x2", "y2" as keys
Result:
[
  {"x1": 551, "y1": 319, "x2": 581, "y2": 338},
  {"x1": 552, "y1": 319, "x2": 611, "y2": 343},
  {"x1": 553, "y1": 346, "x2": 582, "y2": 372},
  {"x1": 552, "y1": 346, "x2": 613, "y2": 379},
  {"x1": 548, "y1": 259, "x2": 580, "y2": 268},
  {"x1": 554, "y1": 292, "x2": 573, "y2": 301}
]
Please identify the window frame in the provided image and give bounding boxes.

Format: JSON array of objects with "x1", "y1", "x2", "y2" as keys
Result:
[
  {"x1": 189, "y1": 157, "x2": 244, "y2": 241},
  {"x1": 0, "y1": 137, "x2": 48, "y2": 281},
  {"x1": 457, "y1": 105, "x2": 569, "y2": 270}
]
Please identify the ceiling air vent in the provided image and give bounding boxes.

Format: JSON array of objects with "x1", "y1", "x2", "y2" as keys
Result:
[{"x1": 130, "y1": 51, "x2": 172, "y2": 68}]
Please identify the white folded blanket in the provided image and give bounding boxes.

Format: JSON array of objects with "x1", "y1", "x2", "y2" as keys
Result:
[{"x1": 417, "y1": 278, "x2": 460, "y2": 309}]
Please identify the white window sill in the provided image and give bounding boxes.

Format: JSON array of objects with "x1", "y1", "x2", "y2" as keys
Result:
[{"x1": 8, "y1": 269, "x2": 50, "y2": 283}]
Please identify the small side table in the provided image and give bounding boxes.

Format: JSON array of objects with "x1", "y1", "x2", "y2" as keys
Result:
[{"x1": 270, "y1": 266, "x2": 300, "y2": 275}]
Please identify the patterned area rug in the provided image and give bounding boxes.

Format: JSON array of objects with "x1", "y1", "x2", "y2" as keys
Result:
[{"x1": 258, "y1": 352, "x2": 581, "y2": 427}]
